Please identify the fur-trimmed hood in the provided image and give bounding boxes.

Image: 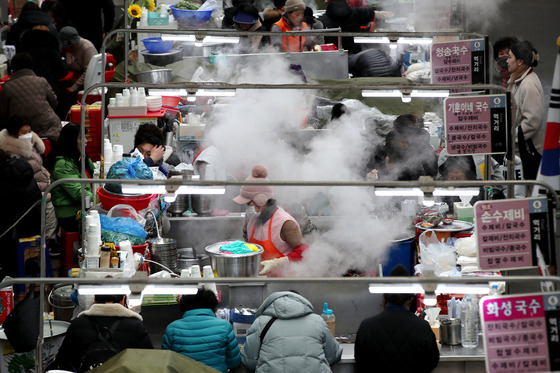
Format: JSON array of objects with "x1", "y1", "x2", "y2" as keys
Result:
[
  {"x1": 0, "y1": 129, "x2": 45, "y2": 159},
  {"x1": 78, "y1": 303, "x2": 143, "y2": 320},
  {"x1": 263, "y1": 7, "x2": 284, "y2": 21}
]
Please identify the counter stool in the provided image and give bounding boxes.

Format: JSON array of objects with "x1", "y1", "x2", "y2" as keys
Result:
[
  {"x1": 15, "y1": 236, "x2": 54, "y2": 297},
  {"x1": 61, "y1": 231, "x2": 80, "y2": 276}
]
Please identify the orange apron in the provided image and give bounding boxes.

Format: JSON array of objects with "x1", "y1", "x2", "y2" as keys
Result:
[{"x1": 249, "y1": 209, "x2": 284, "y2": 261}]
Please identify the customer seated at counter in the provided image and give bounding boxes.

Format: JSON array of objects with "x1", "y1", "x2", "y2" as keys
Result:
[
  {"x1": 133, "y1": 123, "x2": 181, "y2": 175},
  {"x1": 354, "y1": 264, "x2": 439, "y2": 373},
  {"x1": 162, "y1": 289, "x2": 241, "y2": 373},
  {"x1": 52, "y1": 293, "x2": 154, "y2": 372},
  {"x1": 233, "y1": 164, "x2": 308, "y2": 275},
  {"x1": 241, "y1": 291, "x2": 343, "y2": 372}
]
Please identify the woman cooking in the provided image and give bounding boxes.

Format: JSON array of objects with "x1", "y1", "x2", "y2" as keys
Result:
[{"x1": 233, "y1": 164, "x2": 308, "y2": 275}]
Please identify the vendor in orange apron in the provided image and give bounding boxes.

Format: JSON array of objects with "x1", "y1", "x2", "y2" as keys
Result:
[{"x1": 234, "y1": 164, "x2": 308, "y2": 275}]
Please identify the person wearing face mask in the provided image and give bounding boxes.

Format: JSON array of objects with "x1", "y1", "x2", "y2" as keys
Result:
[
  {"x1": 271, "y1": 0, "x2": 317, "y2": 52},
  {"x1": 233, "y1": 164, "x2": 308, "y2": 275},
  {"x1": 507, "y1": 41, "x2": 545, "y2": 166},
  {"x1": 493, "y1": 36, "x2": 519, "y2": 88},
  {"x1": 0, "y1": 115, "x2": 59, "y2": 252}
]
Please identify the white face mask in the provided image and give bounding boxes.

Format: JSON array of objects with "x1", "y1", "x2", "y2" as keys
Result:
[{"x1": 19, "y1": 133, "x2": 32, "y2": 143}]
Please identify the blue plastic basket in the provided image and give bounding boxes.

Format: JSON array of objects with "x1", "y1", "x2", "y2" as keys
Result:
[
  {"x1": 170, "y1": 5, "x2": 213, "y2": 29},
  {"x1": 141, "y1": 37, "x2": 173, "y2": 53}
]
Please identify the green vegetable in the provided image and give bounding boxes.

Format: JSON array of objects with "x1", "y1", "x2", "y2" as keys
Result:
[{"x1": 175, "y1": 0, "x2": 201, "y2": 10}]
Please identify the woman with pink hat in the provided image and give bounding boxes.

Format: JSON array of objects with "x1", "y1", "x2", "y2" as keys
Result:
[{"x1": 233, "y1": 164, "x2": 308, "y2": 275}]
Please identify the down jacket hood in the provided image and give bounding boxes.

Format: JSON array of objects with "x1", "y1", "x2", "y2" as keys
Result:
[
  {"x1": 0, "y1": 129, "x2": 45, "y2": 159},
  {"x1": 263, "y1": 7, "x2": 284, "y2": 21},
  {"x1": 256, "y1": 291, "x2": 314, "y2": 319}
]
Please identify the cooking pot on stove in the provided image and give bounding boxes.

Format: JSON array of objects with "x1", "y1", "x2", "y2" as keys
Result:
[{"x1": 205, "y1": 241, "x2": 263, "y2": 277}]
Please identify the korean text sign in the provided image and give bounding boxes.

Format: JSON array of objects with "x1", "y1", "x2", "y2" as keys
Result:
[
  {"x1": 474, "y1": 198, "x2": 549, "y2": 271},
  {"x1": 444, "y1": 94, "x2": 508, "y2": 155},
  {"x1": 431, "y1": 38, "x2": 486, "y2": 86},
  {"x1": 480, "y1": 293, "x2": 560, "y2": 373}
]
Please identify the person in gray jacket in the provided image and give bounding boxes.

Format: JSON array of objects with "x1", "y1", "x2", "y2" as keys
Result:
[{"x1": 241, "y1": 291, "x2": 342, "y2": 372}]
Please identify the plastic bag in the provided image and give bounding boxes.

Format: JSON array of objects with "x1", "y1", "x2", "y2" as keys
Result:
[
  {"x1": 198, "y1": 0, "x2": 216, "y2": 11},
  {"x1": 107, "y1": 204, "x2": 146, "y2": 226},
  {"x1": 100, "y1": 214, "x2": 147, "y2": 245},
  {"x1": 418, "y1": 230, "x2": 456, "y2": 276},
  {"x1": 105, "y1": 158, "x2": 153, "y2": 194}
]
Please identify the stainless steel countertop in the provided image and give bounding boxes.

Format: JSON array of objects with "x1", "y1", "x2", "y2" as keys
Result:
[{"x1": 339, "y1": 340, "x2": 485, "y2": 364}]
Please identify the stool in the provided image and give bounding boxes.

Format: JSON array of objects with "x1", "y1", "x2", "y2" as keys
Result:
[
  {"x1": 61, "y1": 231, "x2": 80, "y2": 276},
  {"x1": 15, "y1": 236, "x2": 54, "y2": 296}
]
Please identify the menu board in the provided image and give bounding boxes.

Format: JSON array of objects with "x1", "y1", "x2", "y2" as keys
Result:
[
  {"x1": 444, "y1": 94, "x2": 508, "y2": 155},
  {"x1": 474, "y1": 198, "x2": 549, "y2": 271},
  {"x1": 431, "y1": 38, "x2": 486, "y2": 86},
  {"x1": 480, "y1": 292, "x2": 560, "y2": 373}
]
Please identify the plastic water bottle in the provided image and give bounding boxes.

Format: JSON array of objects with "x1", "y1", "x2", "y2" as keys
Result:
[
  {"x1": 321, "y1": 303, "x2": 336, "y2": 336},
  {"x1": 489, "y1": 284, "x2": 500, "y2": 296},
  {"x1": 461, "y1": 297, "x2": 479, "y2": 348}
]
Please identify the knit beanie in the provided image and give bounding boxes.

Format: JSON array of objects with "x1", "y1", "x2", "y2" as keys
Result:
[
  {"x1": 233, "y1": 164, "x2": 274, "y2": 207},
  {"x1": 284, "y1": 0, "x2": 306, "y2": 14},
  {"x1": 59, "y1": 26, "x2": 80, "y2": 48}
]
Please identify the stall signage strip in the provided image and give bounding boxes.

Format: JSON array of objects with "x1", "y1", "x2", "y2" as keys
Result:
[
  {"x1": 444, "y1": 94, "x2": 508, "y2": 155},
  {"x1": 431, "y1": 38, "x2": 486, "y2": 88},
  {"x1": 480, "y1": 292, "x2": 560, "y2": 373},
  {"x1": 474, "y1": 197, "x2": 549, "y2": 271}
]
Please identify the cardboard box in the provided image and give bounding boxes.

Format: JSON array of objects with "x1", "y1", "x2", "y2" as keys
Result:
[
  {"x1": 107, "y1": 116, "x2": 159, "y2": 152},
  {"x1": 0, "y1": 287, "x2": 13, "y2": 325},
  {"x1": 70, "y1": 104, "x2": 103, "y2": 161}
]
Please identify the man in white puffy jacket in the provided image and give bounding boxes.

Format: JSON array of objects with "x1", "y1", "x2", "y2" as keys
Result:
[{"x1": 241, "y1": 291, "x2": 342, "y2": 372}]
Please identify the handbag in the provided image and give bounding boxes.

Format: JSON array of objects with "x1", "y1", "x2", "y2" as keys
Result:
[
  {"x1": 2, "y1": 285, "x2": 41, "y2": 352},
  {"x1": 517, "y1": 126, "x2": 542, "y2": 180}
]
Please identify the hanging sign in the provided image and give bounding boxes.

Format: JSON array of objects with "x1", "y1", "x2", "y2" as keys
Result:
[
  {"x1": 474, "y1": 197, "x2": 550, "y2": 271},
  {"x1": 444, "y1": 94, "x2": 508, "y2": 155},
  {"x1": 431, "y1": 38, "x2": 486, "y2": 86},
  {"x1": 480, "y1": 292, "x2": 560, "y2": 373}
]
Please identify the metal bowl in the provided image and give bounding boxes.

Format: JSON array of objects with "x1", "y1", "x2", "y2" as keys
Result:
[
  {"x1": 134, "y1": 69, "x2": 172, "y2": 84},
  {"x1": 205, "y1": 241, "x2": 264, "y2": 277}
]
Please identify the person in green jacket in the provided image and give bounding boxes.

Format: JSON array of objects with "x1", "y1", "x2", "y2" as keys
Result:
[{"x1": 46, "y1": 122, "x2": 94, "y2": 232}]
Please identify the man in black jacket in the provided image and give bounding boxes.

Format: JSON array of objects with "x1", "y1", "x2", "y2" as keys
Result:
[
  {"x1": 53, "y1": 294, "x2": 153, "y2": 372},
  {"x1": 59, "y1": 0, "x2": 115, "y2": 51},
  {"x1": 354, "y1": 265, "x2": 440, "y2": 372}
]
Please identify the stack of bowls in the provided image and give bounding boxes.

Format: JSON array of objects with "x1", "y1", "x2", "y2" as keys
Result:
[
  {"x1": 148, "y1": 237, "x2": 178, "y2": 274},
  {"x1": 146, "y1": 96, "x2": 162, "y2": 112}
]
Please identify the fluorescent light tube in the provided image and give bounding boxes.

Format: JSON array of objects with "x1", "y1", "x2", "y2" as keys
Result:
[
  {"x1": 432, "y1": 188, "x2": 480, "y2": 197},
  {"x1": 78, "y1": 285, "x2": 131, "y2": 295},
  {"x1": 369, "y1": 284, "x2": 424, "y2": 294},
  {"x1": 176, "y1": 186, "x2": 226, "y2": 195},
  {"x1": 362, "y1": 89, "x2": 402, "y2": 98},
  {"x1": 375, "y1": 188, "x2": 424, "y2": 197},
  {"x1": 142, "y1": 284, "x2": 198, "y2": 295},
  {"x1": 121, "y1": 185, "x2": 167, "y2": 194},
  {"x1": 355, "y1": 36, "x2": 391, "y2": 44},
  {"x1": 423, "y1": 294, "x2": 438, "y2": 306},
  {"x1": 436, "y1": 284, "x2": 489, "y2": 295},
  {"x1": 411, "y1": 90, "x2": 449, "y2": 98}
]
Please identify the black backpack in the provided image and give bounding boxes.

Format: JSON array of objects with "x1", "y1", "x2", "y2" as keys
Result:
[{"x1": 78, "y1": 318, "x2": 122, "y2": 373}]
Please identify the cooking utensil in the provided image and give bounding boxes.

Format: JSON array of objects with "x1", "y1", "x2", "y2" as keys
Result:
[
  {"x1": 140, "y1": 49, "x2": 183, "y2": 66},
  {"x1": 205, "y1": 241, "x2": 264, "y2": 277},
  {"x1": 134, "y1": 69, "x2": 172, "y2": 84},
  {"x1": 142, "y1": 37, "x2": 173, "y2": 53}
]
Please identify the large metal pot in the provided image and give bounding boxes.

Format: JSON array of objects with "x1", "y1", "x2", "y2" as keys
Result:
[
  {"x1": 190, "y1": 194, "x2": 212, "y2": 216},
  {"x1": 134, "y1": 69, "x2": 172, "y2": 84},
  {"x1": 440, "y1": 318, "x2": 462, "y2": 345},
  {"x1": 205, "y1": 241, "x2": 263, "y2": 277}
]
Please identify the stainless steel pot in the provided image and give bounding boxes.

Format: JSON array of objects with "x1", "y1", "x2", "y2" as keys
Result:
[
  {"x1": 191, "y1": 194, "x2": 212, "y2": 216},
  {"x1": 440, "y1": 318, "x2": 462, "y2": 345},
  {"x1": 205, "y1": 241, "x2": 263, "y2": 277},
  {"x1": 134, "y1": 69, "x2": 172, "y2": 84}
]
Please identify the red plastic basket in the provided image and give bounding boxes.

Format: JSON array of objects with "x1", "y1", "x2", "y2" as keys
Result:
[{"x1": 97, "y1": 187, "x2": 154, "y2": 212}]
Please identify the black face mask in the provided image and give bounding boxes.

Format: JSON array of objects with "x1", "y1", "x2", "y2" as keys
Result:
[{"x1": 497, "y1": 56, "x2": 508, "y2": 70}]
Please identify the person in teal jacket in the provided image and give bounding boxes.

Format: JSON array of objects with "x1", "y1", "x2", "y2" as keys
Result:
[
  {"x1": 162, "y1": 289, "x2": 241, "y2": 373},
  {"x1": 46, "y1": 122, "x2": 94, "y2": 232},
  {"x1": 241, "y1": 291, "x2": 342, "y2": 372}
]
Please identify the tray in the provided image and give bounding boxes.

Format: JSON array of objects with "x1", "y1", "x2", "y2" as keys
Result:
[
  {"x1": 108, "y1": 104, "x2": 147, "y2": 117},
  {"x1": 416, "y1": 220, "x2": 474, "y2": 232}
]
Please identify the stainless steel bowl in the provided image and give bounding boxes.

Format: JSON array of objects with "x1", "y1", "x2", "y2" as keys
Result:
[
  {"x1": 205, "y1": 241, "x2": 263, "y2": 277},
  {"x1": 134, "y1": 69, "x2": 172, "y2": 84}
]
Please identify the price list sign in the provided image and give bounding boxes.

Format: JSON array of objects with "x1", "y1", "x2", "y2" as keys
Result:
[
  {"x1": 444, "y1": 94, "x2": 508, "y2": 155},
  {"x1": 431, "y1": 38, "x2": 486, "y2": 86},
  {"x1": 480, "y1": 293, "x2": 560, "y2": 373},
  {"x1": 474, "y1": 198, "x2": 549, "y2": 271}
]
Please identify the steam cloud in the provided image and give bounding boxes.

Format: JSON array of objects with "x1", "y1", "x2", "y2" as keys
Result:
[{"x1": 202, "y1": 54, "x2": 416, "y2": 277}]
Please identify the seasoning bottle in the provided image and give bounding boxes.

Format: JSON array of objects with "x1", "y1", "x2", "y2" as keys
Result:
[
  {"x1": 321, "y1": 303, "x2": 336, "y2": 336},
  {"x1": 99, "y1": 246, "x2": 111, "y2": 268}
]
